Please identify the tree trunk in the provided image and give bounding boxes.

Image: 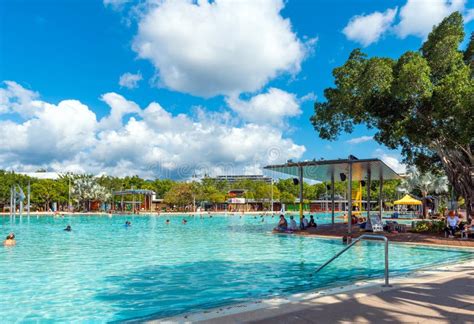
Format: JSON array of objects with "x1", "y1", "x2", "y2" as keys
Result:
[
  {"x1": 435, "y1": 145, "x2": 473, "y2": 220},
  {"x1": 422, "y1": 192, "x2": 428, "y2": 219}
]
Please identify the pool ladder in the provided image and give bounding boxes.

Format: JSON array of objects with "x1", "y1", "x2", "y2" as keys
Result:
[{"x1": 315, "y1": 234, "x2": 391, "y2": 287}]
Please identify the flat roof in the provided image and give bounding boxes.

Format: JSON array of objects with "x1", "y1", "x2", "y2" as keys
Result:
[
  {"x1": 264, "y1": 158, "x2": 400, "y2": 182},
  {"x1": 113, "y1": 189, "x2": 155, "y2": 195},
  {"x1": 17, "y1": 172, "x2": 61, "y2": 180}
]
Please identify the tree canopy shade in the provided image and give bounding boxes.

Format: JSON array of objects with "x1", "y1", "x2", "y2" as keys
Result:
[{"x1": 311, "y1": 12, "x2": 474, "y2": 217}]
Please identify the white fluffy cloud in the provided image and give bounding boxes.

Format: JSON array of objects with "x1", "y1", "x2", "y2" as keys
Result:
[
  {"x1": 0, "y1": 81, "x2": 42, "y2": 117},
  {"x1": 0, "y1": 96, "x2": 97, "y2": 165},
  {"x1": 0, "y1": 81, "x2": 305, "y2": 178},
  {"x1": 466, "y1": 8, "x2": 474, "y2": 22},
  {"x1": 99, "y1": 92, "x2": 140, "y2": 129},
  {"x1": 396, "y1": 0, "x2": 467, "y2": 38},
  {"x1": 132, "y1": 0, "x2": 313, "y2": 97},
  {"x1": 343, "y1": 0, "x2": 473, "y2": 44},
  {"x1": 346, "y1": 136, "x2": 373, "y2": 144},
  {"x1": 373, "y1": 149, "x2": 406, "y2": 174},
  {"x1": 119, "y1": 72, "x2": 142, "y2": 89},
  {"x1": 226, "y1": 88, "x2": 301, "y2": 125},
  {"x1": 343, "y1": 8, "x2": 397, "y2": 46}
]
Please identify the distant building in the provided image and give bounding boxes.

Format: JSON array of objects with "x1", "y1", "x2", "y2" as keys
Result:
[
  {"x1": 209, "y1": 175, "x2": 272, "y2": 183},
  {"x1": 17, "y1": 171, "x2": 61, "y2": 180}
]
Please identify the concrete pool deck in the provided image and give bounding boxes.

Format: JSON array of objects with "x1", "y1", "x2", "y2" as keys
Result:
[
  {"x1": 292, "y1": 223, "x2": 474, "y2": 249},
  {"x1": 156, "y1": 259, "x2": 474, "y2": 324}
]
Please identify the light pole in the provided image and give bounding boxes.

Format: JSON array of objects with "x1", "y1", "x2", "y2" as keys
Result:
[
  {"x1": 271, "y1": 178, "x2": 274, "y2": 214},
  {"x1": 68, "y1": 177, "x2": 71, "y2": 212},
  {"x1": 325, "y1": 182, "x2": 328, "y2": 211},
  {"x1": 192, "y1": 173, "x2": 197, "y2": 213},
  {"x1": 27, "y1": 180, "x2": 31, "y2": 218},
  {"x1": 10, "y1": 186, "x2": 13, "y2": 219}
]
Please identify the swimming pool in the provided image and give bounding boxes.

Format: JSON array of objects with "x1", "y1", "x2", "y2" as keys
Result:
[{"x1": 1, "y1": 214, "x2": 472, "y2": 322}]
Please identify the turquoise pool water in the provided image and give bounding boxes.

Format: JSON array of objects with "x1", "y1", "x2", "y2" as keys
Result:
[{"x1": 0, "y1": 214, "x2": 472, "y2": 322}]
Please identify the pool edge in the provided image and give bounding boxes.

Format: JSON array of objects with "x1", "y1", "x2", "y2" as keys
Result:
[{"x1": 150, "y1": 257, "x2": 474, "y2": 323}]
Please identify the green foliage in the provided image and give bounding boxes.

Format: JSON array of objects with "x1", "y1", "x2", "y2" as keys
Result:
[
  {"x1": 413, "y1": 221, "x2": 430, "y2": 233},
  {"x1": 0, "y1": 171, "x2": 31, "y2": 205},
  {"x1": 151, "y1": 179, "x2": 175, "y2": 198},
  {"x1": 163, "y1": 183, "x2": 194, "y2": 207},
  {"x1": 280, "y1": 192, "x2": 296, "y2": 204},
  {"x1": 311, "y1": 12, "x2": 474, "y2": 214},
  {"x1": 31, "y1": 179, "x2": 61, "y2": 210},
  {"x1": 208, "y1": 192, "x2": 226, "y2": 204},
  {"x1": 412, "y1": 220, "x2": 445, "y2": 233}
]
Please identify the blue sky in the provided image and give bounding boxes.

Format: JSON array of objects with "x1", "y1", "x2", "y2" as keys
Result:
[{"x1": 0, "y1": 0, "x2": 473, "y2": 178}]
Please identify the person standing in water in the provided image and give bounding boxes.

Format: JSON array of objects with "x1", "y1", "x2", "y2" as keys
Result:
[{"x1": 3, "y1": 233, "x2": 16, "y2": 246}]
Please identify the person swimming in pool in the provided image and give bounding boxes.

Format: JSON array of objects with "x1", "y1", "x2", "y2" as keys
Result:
[
  {"x1": 182, "y1": 219, "x2": 187, "y2": 224},
  {"x1": 3, "y1": 233, "x2": 16, "y2": 246},
  {"x1": 166, "y1": 219, "x2": 170, "y2": 224},
  {"x1": 64, "y1": 225, "x2": 72, "y2": 232},
  {"x1": 125, "y1": 221, "x2": 131, "y2": 227}
]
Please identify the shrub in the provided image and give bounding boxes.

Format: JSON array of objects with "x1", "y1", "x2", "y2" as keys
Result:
[{"x1": 412, "y1": 220, "x2": 445, "y2": 233}]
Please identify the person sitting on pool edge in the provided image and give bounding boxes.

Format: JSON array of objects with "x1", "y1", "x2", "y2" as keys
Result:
[
  {"x1": 64, "y1": 225, "x2": 72, "y2": 232},
  {"x1": 445, "y1": 210, "x2": 460, "y2": 238},
  {"x1": 274, "y1": 214, "x2": 288, "y2": 231},
  {"x1": 300, "y1": 215, "x2": 309, "y2": 230},
  {"x1": 308, "y1": 215, "x2": 317, "y2": 228},
  {"x1": 462, "y1": 217, "x2": 474, "y2": 237},
  {"x1": 288, "y1": 216, "x2": 297, "y2": 230},
  {"x1": 3, "y1": 233, "x2": 16, "y2": 246}
]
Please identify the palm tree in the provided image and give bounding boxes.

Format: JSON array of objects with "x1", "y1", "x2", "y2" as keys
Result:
[
  {"x1": 71, "y1": 175, "x2": 111, "y2": 211},
  {"x1": 399, "y1": 167, "x2": 448, "y2": 218}
]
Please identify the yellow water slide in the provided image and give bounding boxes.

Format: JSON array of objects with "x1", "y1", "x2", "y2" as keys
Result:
[
  {"x1": 343, "y1": 182, "x2": 364, "y2": 222},
  {"x1": 351, "y1": 182, "x2": 363, "y2": 215}
]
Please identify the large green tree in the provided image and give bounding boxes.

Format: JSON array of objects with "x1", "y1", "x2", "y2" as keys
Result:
[
  {"x1": 31, "y1": 179, "x2": 61, "y2": 211},
  {"x1": 163, "y1": 182, "x2": 194, "y2": 209},
  {"x1": 311, "y1": 12, "x2": 474, "y2": 216}
]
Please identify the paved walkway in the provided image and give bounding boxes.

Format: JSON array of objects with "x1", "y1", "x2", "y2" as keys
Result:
[{"x1": 159, "y1": 260, "x2": 474, "y2": 323}]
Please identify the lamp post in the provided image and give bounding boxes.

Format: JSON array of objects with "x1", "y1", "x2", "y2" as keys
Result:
[
  {"x1": 298, "y1": 165, "x2": 304, "y2": 221},
  {"x1": 68, "y1": 177, "x2": 71, "y2": 212},
  {"x1": 192, "y1": 173, "x2": 197, "y2": 213},
  {"x1": 27, "y1": 180, "x2": 31, "y2": 218},
  {"x1": 10, "y1": 186, "x2": 13, "y2": 219},
  {"x1": 331, "y1": 172, "x2": 335, "y2": 225},
  {"x1": 271, "y1": 178, "x2": 274, "y2": 214}
]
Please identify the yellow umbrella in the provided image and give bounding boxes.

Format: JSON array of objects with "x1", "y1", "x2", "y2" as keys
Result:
[{"x1": 394, "y1": 194, "x2": 422, "y2": 205}]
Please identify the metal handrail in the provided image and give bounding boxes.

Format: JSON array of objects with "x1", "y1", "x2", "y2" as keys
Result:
[{"x1": 315, "y1": 234, "x2": 390, "y2": 287}]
